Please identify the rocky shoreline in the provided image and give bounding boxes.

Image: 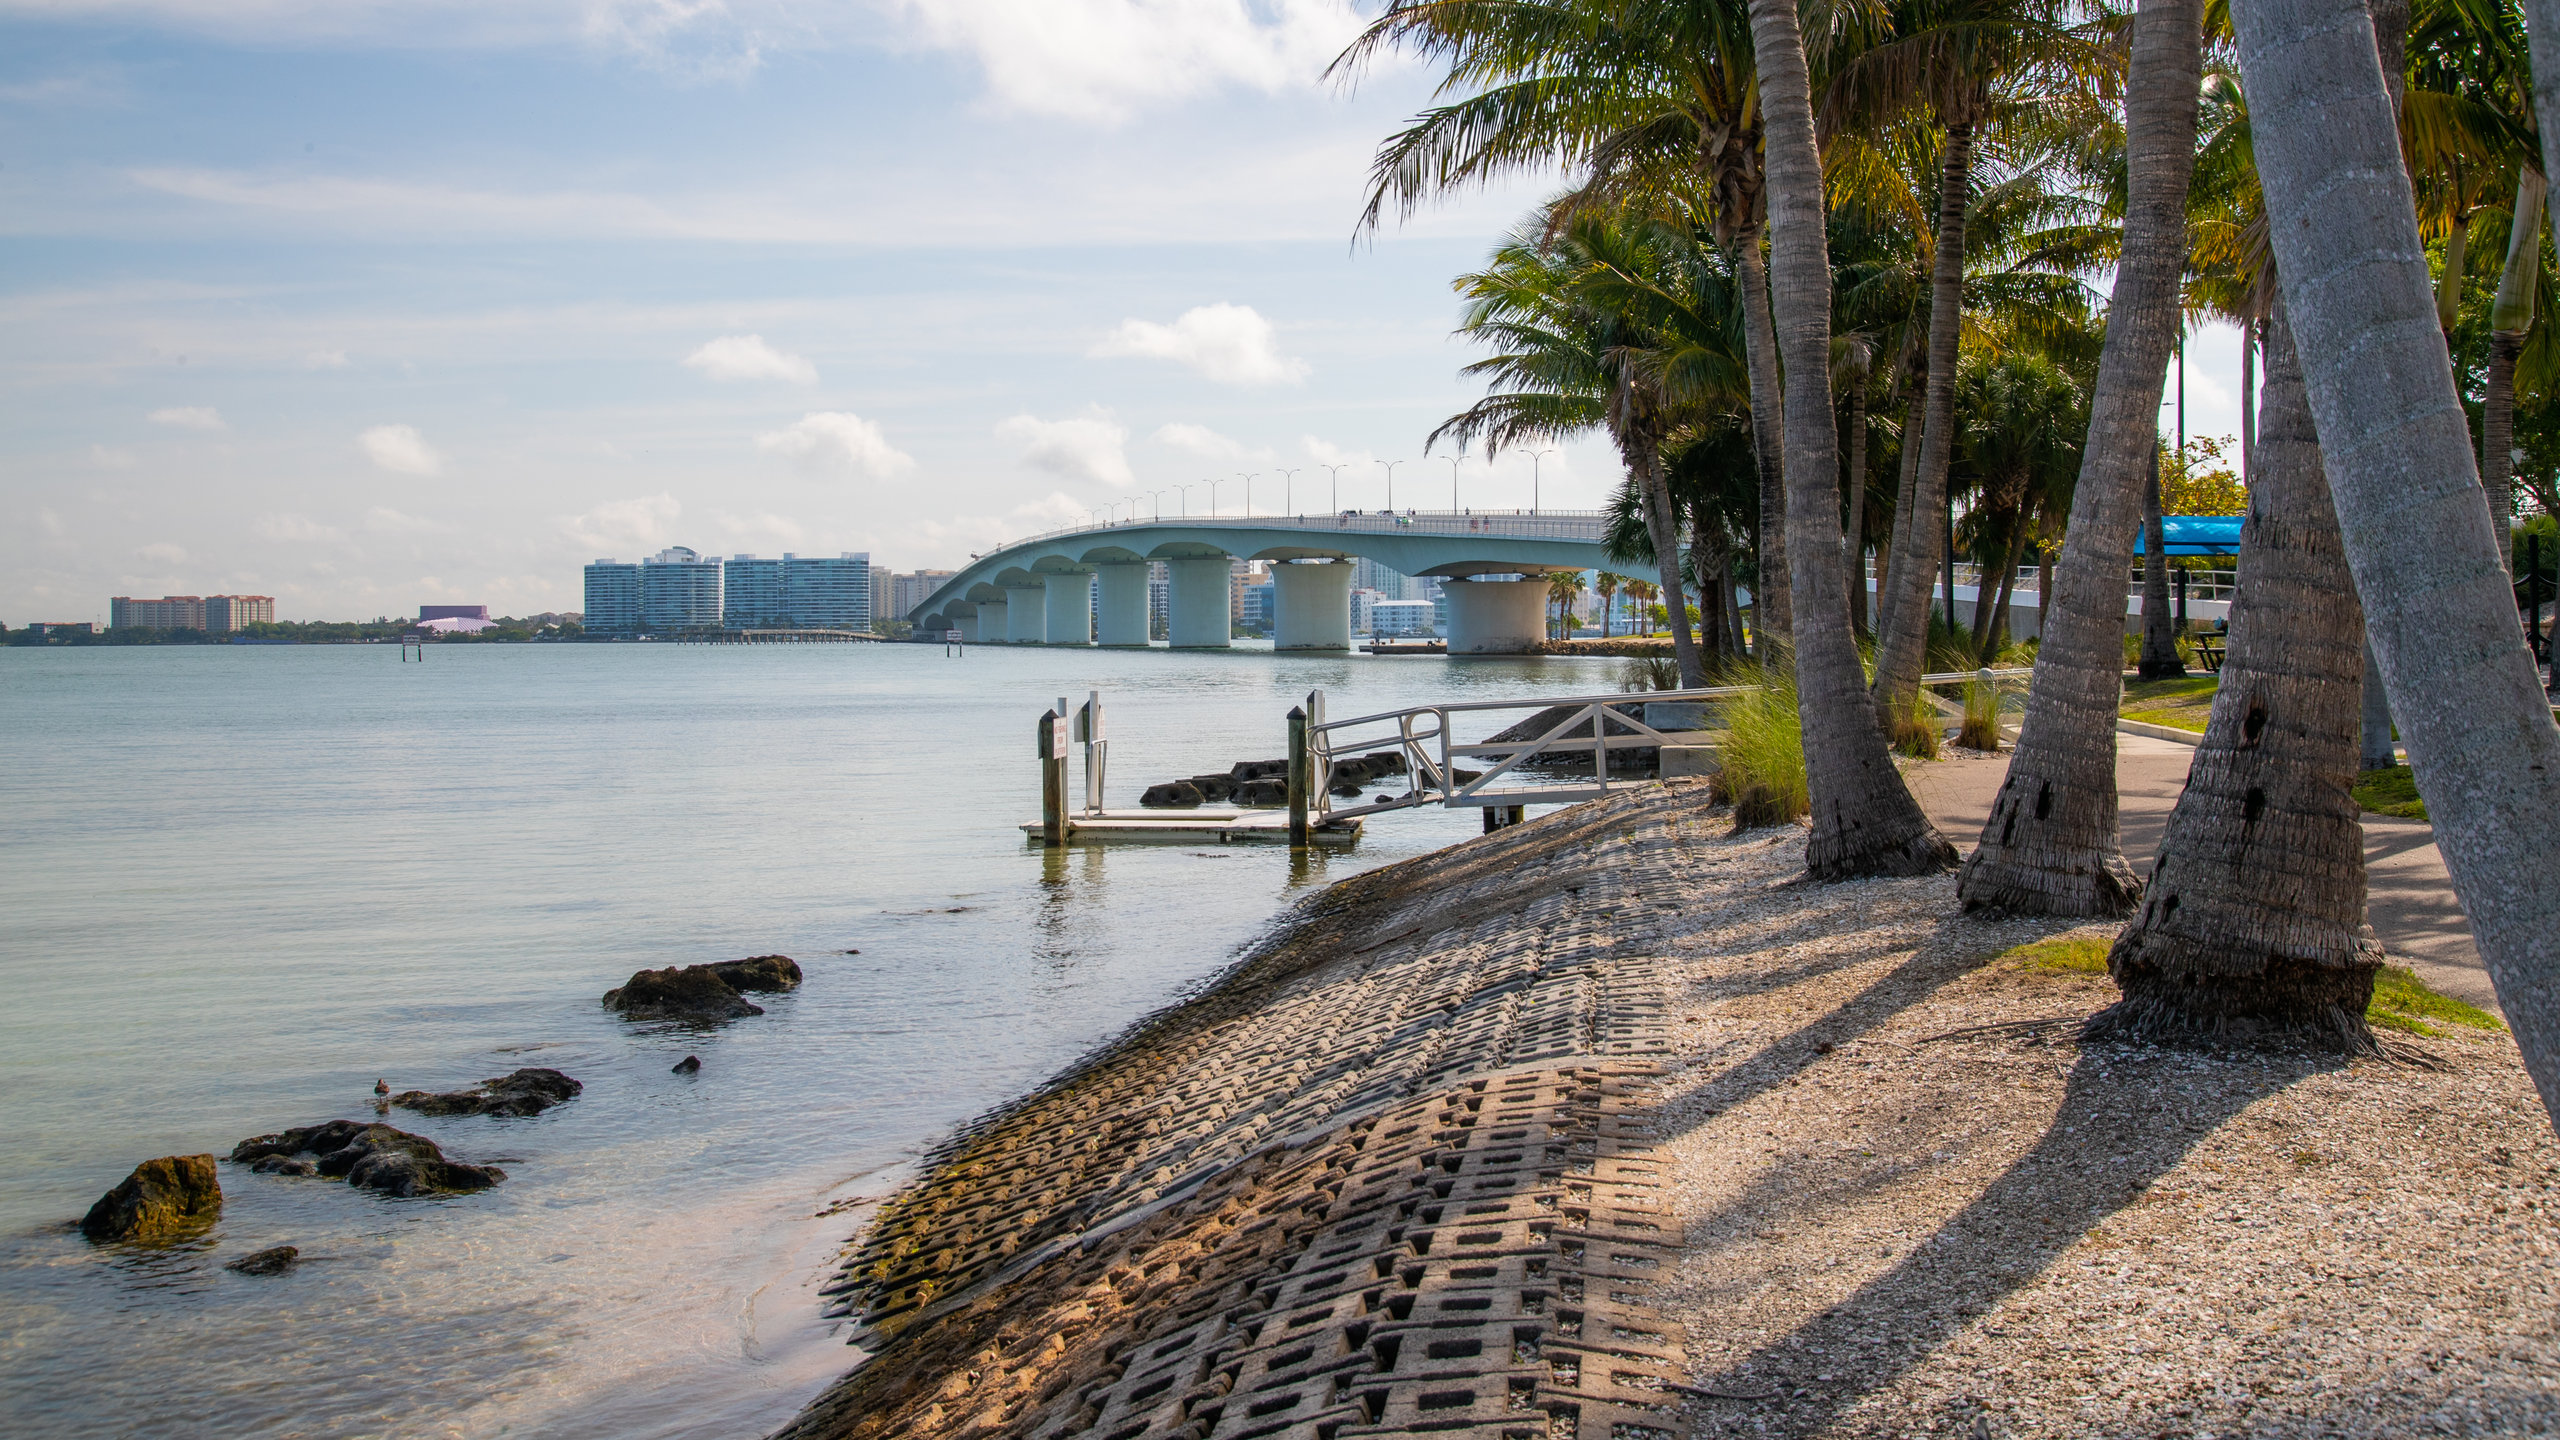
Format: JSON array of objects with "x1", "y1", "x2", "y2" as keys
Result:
[{"x1": 780, "y1": 783, "x2": 2558, "y2": 1440}]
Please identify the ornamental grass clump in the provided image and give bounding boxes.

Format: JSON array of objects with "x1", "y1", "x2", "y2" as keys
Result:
[
  {"x1": 1708, "y1": 667, "x2": 1807, "y2": 829},
  {"x1": 1957, "y1": 679, "x2": 2003, "y2": 751},
  {"x1": 1886, "y1": 692, "x2": 1941, "y2": 759}
]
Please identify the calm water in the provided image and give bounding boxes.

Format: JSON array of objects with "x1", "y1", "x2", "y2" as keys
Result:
[{"x1": 0, "y1": 640, "x2": 1623, "y2": 1439}]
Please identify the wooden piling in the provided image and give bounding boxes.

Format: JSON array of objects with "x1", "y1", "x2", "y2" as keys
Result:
[
  {"x1": 1038, "y1": 708, "x2": 1068, "y2": 847},
  {"x1": 1286, "y1": 706, "x2": 1309, "y2": 847}
]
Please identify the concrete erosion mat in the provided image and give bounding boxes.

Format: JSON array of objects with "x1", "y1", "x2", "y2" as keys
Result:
[{"x1": 779, "y1": 780, "x2": 1727, "y2": 1440}]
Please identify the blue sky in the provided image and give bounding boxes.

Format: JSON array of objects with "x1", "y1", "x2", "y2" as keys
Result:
[{"x1": 0, "y1": 0, "x2": 2247, "y2": 623}]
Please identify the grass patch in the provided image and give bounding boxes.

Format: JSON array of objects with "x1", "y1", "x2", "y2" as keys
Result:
[
  {"x1": 1707, "y1": 666, "x2": 1808, "y2": 829},
  {"x1": 2120, "y1": 674, "x2": 2218, "y2": 734},
  {"x1": 1885, "y1": 691, "x2": 1941, "y2": 759},
  {"x1": 2353, "y1": 765, "x2": 2428, "y2": 821},
  {"x1": 2004, "y1": 935, "x2": 2111, "y2": 975},
  {"x1": 2367, "y1": 964, "x2": 2502, "y2": 1036},
  {"x1": 2121, "y1": 706, "x2": 2208, "y2": 733}
]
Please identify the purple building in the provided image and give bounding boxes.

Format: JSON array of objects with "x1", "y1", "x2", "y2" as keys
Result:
[{"x1": 418, "y1": 604, "x2": 491, "y2": 623}]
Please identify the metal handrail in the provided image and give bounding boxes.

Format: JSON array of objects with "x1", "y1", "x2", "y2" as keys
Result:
[
  {"x1": 983, "y1": 508, "x2": 1613, "y2": 556},
  {"x1": 1300, "y1": 667, "x2": 2032, "y2": 818}
]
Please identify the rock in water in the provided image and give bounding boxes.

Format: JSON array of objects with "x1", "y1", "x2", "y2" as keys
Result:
[
  {"x1": 229, "y1": 1122, "x2": 504, "y2": 1197},
  {"x1": 390, "y1": 1067, "x2": 583, "y2": 1118},
  {"x1": 705, "y1": 954, "x2": 803, "y2": 993},
  {"x1": 80, "y1": 1155, "x2": 221, "y2": 1242},
  {"x1": 602, "y1": 965, "x2": 764, "y2": 1021},
  {"x1": 225, "y1": 1245, "x2": 299, "y2": 1276},
  {"x1": 1140, "y1": 780, "x2": 1205, "y2": 808},
  {"x1": 672, "y1": 1055, "x2": 702, "y2": 1074}
]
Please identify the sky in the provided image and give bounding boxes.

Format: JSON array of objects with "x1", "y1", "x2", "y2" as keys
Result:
[{"x1": 0, "y1": 0, "x2": 2252, "y2": 624}]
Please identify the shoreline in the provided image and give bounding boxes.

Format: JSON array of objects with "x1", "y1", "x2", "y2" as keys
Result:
[{"x1": 782, "y1": 783, "x2": 2558, "y2": 1439}]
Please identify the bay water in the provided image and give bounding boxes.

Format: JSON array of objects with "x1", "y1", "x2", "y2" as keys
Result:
[{"x1": 0, "y1": 641, "x2": 1625, "y2": 1439}]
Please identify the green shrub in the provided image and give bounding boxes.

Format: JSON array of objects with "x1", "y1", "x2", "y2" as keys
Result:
[
  {"x1": 1885, "y1": 691, "x2": 1941, "y2": 759},
  {"x1": 1708, "y1": 666, "x2": 1808, "y2": 829},
  {"x1": 2352, "y1": 765, "x2": 2427, "y2": 821},
  {"x1": 1617, "y1": 653, "x2": 1681, "y2": 693},
  {"x1": 1957, "y1": 679, "x2": 2003, "y2": 751}
]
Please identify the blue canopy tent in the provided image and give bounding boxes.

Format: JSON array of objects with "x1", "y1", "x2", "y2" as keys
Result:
[{"x1": 2133, "y1": 514, "x2": 2243, "y2": 556}]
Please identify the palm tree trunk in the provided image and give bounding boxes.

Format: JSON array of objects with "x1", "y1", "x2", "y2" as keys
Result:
[
  {"x1": 2139, "y1": 450, "x2": 2185, "y2": 676},
  {"x1": 2035, "y1": 544, "x2": 2053, "y2": 644},
  {"x1": 2246, "y1": 0, "x2": 2560, "y2": 1128},
  {"x1": 1983, "y1": 529, "x2": 2024, "y2": 663},
  {"x1": 1957, "y1": 0, "x2": 2201, "y2": 918},
  {"x1": 1845, "y1": 383, "x2": 1871, "y2": 635},
  {"x1": 2239, "y1": 320, "x2": 2257, "y2": 479},
  {"x1": 1631, "y1": 435, "x2": 1703, "y2": 686},
  {"x1": 1693, "y1": 509, "x2": 1728, "y2": 663},
  {"x1": 1871, "y1": 123, "x2": 1976, "y2": 718},
  {"x1": 2360, "y1": 642, "x2": 2397, "y2": 769},
  {"x1": 2091, "y1": 303, "x2": 2381, "y2": 1047},
  {"x1": 1968, "y1": 523, "x2": 1999, "y2": 642},
  {"x1": 1747, "y1": 0, "x2": 1955, "y2": 878},
  {"x1": 1876, "y1": 370, "x2": 1923, "y2": 644},
  {"x1": 1734, "y1": 230, "x2": 1793, "y2": 656},
  {"x1": 2485, "y1": 168, "x2": 2544, "y2": 551}
]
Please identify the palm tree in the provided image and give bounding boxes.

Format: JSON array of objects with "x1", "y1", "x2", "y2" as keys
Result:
[
  {"x1": 1841, "y1": 0, "x2": 2113, "y2": 726},
  {"x1": 2240, "y1": 0, "x2": 2560, "y2": 1126},
  {"x1": 1335, "y1": 0, "x2": 1800, "y2": 649},
  {"x1": 1747, "y1": 0, "x2": 1959, "y2": 877},
  {"x1": 1547, "y1": 571, "x2": 1589, "y2": 636},
  {"x1": 1434, "y1": 214, "x2": 1710, "y2": 684},
  {"x1": 1624, "y1": 577, "x2": 1661, "y2": 633},
  {"x1": 1957, "y1": 0, "x2": 2203, "y2": 918},
  {"x1": 2090, "y1": 303, "x2": 2383, "y2": 1047}
]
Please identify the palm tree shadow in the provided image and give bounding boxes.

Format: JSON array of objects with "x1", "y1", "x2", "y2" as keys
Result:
[{"x1": 1676, "y1": 1044, "x2": 2320, "y2": 1436}]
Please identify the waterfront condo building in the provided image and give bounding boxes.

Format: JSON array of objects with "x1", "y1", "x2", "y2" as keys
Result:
[
  {"x1": 718, "y1": 552, "x2": 871, "y2": 631},
  {"x1": 203, "y1": 595, "x2": 276, "y2": 630},
  {"x1": 583, "y1": 560, "x2": 643, "y2": 632},
  {"x1": 641, "y1": 547, "x2": 723, "y2": 631},
  {"x1": 111, "y1": 595, "x2": 203, "y2": 630},
  {"x1": 890, "y1": 569, "x2": 954, "y2": 624}
]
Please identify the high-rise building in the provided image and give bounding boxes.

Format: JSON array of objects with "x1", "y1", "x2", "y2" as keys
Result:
[
  {"x1": 870, "y1": 567, "x2": 895, "y2": 632},
  {"x1": 584, "y1": 560, "x2": 642, "y2": 632},
  {"x1": 723, "y1": 555, "x2": 787, "y2": 628},
  {"x1": 1371, "y1": 600, "x2": 1437, "y2": 637},
  {"x1": 1240, "y1": 582, "x2": 1274, "y2": 633},
  {"x1": 784, "y1": 552, "x2": 871, "y2": 630},
  {"x1": 891, "y1": 569, "x2": 955, "y2": 623},
  {"x1": 1352, "y1": 556, "x2": 1415, "y2": 601},
  {"x1": 1148, "y1": 561, "x2": 1170, "y2": 638},
  {"x1": 642, "y1": 546, "x2": 722, "y2": 631},
  {"x1": 111, "y1": 596, "x2": 205, "y2": 630},
  {"x1": 204, "y1": 595, "x2": 275, "y2": 630}
]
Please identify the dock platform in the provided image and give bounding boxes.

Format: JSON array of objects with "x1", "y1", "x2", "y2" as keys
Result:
[{"x1": 1019, "y1": 808, "x2": 1363, "y2": 846}]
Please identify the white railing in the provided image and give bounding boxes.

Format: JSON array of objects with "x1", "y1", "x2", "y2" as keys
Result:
[
  {"x1": 1861, "y1": 559, "x2": 2240, "y2": 603},
  {"x1": 983, "y1": 508, "x2": 1612, "y2": 557},
  {"x1": 1300, "y1": 667, "x2": 2033, "y2": 818}
]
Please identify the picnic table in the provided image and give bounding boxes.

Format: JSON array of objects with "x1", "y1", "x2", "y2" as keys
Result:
[{"x1": 2193, "y1": 634, "x2": 2225, "y2": 672}]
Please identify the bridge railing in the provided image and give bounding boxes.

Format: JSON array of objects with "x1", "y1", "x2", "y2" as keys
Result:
[
  {"x1": 987, "y1": 509, "x2": 1612, "y2": 554},
  {"x1": 1299, "y1": 667, "x2": 2034, "y2": 820}
]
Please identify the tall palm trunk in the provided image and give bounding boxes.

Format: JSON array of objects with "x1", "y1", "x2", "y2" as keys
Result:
[
  {"x1": 2091, "y1": 305, "x2": 2381, "y2": 1046},
  {"x1": 1733, "y1": 231, "x2": 1793, "y2": 657},
  {"x1": 2239, "y1": 320, "x2": 2257, "y2": 477},
  {"x1": 1747, "y1": 0, "x2": 1955, "y2": 878},
  {"x1": 2485, "y1": 168, "x2": 2546, "y2": 549},
  {"x1": 1871, "y1": 123, "x2": 1977, "y2": 720},
  {"x1": 1958, "y1": 0, "x2": 2201, "y2": 918},
  {"x1": 1875, "y1": 366, "x2": 1924, "y2": 643},
  {"x1": 1629, "y1": 431, "x2": 1703, "y2": 686},
  {"x1": 1982, "y1": 529, "x2": 2024, "y2": 664},
  {"x1": 2138, "y1": 450, "x2": 2184, "y2": 676},
  {"x1": 1845, "y1": 382, "x2": 1871, "y2": 635},
  {"x1": 2247, "y1": 0, "x2": 2560, "y2": 1129},
  {"x1": 1693, "y1": 510, "x2": 1730, "y2": 663}
]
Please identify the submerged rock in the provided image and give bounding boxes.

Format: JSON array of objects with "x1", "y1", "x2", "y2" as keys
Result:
[
  {"x1": 1141, "y1": 781, "x2": 1204, "y2": 808},
  {"x1": 225, "y1": 1245, "x2": 300, "y2": 1276},
  {"x1": 391, "y1": 1067, "x2": 583, "y2": 1118},
  {"x1": 1228, "y1": 758, "x2": 1289, "y2": 782},
  {"x1": 80, "y1": 1155, "x2": 222, "y2": 1242},
  {"x1": 603, "y1": 966, "x2": 763, "y2": 1021},
  {"x1": 250, "y1": 1155, "x2": 318, "y2": 1176},
  {"x1": 673, "y1": 1055, "x2": 702, "y2": 1074},
  {"x1": 229, "y1": 1121, "x2": 504, "y2": 1197},
  {"x1": 705, "y1": 954, "x2": 803, "y2": 993}
]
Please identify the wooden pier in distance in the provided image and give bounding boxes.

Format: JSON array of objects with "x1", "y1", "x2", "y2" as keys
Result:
[{"x1": 1017, "y1": 808, "x2": 1362, "y2": 846}]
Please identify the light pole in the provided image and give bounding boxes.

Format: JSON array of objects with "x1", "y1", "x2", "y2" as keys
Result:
[
  {"x1": 1206, "y1": 478, "x2": 1220, "y2": 516},
  {"x1": 1238, "y1": 472, "x2": 1258, "y2": 517},
  {"x1": 1377, "y1": 459, "x2": 1404, "y2": 511},
  {"x1": 1445, "y1": 455, "x2": 1463, "y2": 511},
  {"x1": 1179, "y1": 483, "x2": 1197, "y2": 517},
  {"x1": 1151, "y1": 489, "x2": 1169, "y2": 520},
  {"x1": 1275, "y1": 467, "x2": 1301, "y2": 516},
  {"x1": 1528, "y1": 448, "x2": 1556, "y2": 514},
  {"x1": 1321, "y1": 462, "x2": 1350, "y2": 512}
]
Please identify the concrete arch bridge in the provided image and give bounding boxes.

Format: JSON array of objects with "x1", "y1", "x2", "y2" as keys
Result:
[{"x1": 911, "y1": 511, "x2": 1631, "y2": 654}]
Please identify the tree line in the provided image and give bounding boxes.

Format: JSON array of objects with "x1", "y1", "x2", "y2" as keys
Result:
[{"x1": 1341, "y1": 0, "x2": 2560, "y2": 1135}]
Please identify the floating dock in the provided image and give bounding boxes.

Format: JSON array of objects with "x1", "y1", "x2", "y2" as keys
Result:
[{"x1": 1018, "y1": 807, "x2": 1361, "y2": 846}]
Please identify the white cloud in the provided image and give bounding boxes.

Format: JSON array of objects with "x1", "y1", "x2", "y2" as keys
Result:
[
  {"x1": 303, "y1": 349, "x2": 351, "y2": 369},
  {"x1": 136, "y1": 541, "x2": 188, "y2": 565},
  {"x1": 755, "y1": 411, "x2": 914, "y2": 477},
  {"x1": 997, "y1": 408, "x2": 1134, "y2": 488},
  {"x1": 88, "y1": 445, "x2": 137, "y2": 469},
  {"x1": 712, "y1": 510, "x2": 809, "y2": 546},
  {"x1": 1152, "y1": 421, "x2": 1262, "y2": 460},
  {"x1": 559, "y1": 493, "x2": 682, "y2": 553},
  {"x1": 1094, "y1": 304, "x2": 1308, "y2": 386},
  {"x1": 1300, "y1": 434, "x2": 1375, "y2": 466},
  {"x1": 683, "y1": 333, "x2": 818, "y2": 384},
  {"x1": 358, "y1": 423, "x2": 443, "y2": 476},
  {"x1": 886, "y1": 0, "x2": 1364, "y2": 122},
  {"x1": 148, "y1": 405, "x2": 225, "y2": 430},
  {"x1": 365, "y1": 507, "x2": 442, "y2": 532},
  {"x1": 255, "y1": 513, "x2": 346, "y2": 543}
]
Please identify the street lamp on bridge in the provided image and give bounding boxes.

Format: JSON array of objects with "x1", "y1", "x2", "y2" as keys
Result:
[
  {"x1": 1377, "y1": 459, "x2": 1405, "y2": 511},
  {"x1": 1238, "y1": 472, "x2": 1258, "y2": 517},
  {"x1": 1320, "y1": 463, "x2": 1350, "y2": 512},
  {"x1": 1529, "y1": 448, "x2": 1557, "y2": 515},
  {"x1": 1276, "y1": 467, "x2": 1301, "y2": 515}
]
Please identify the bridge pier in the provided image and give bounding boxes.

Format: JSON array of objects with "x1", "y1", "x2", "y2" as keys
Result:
[
  {"x1": 1006, "y1": 586, "x2": 1048, "y2": 644},
  {"x1": 1095, "y1": 563, "x2": 1151, "y2": 646},
  {"x1": 1043, "y1": 572, "x2": 1093, "y2": 646},
  {"x1": 974, "y1": 596, "x2": 1008, "y2": 642},
  {"x1": 1166, "y1": 556, "x2": 1233, "y2": 648},
  {"x1": 1272, "y1": 560, "x2": 1353, "y2": 651},
  {"x1": 953, "y1": 611, "x2": 978, "y2": 642},
  {"x1": 1443, "y1": 575, "x2": 1547, "y2": 654}
]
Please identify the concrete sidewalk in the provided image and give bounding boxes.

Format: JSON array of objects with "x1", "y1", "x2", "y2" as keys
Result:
[{"x1": 1901, "y1": 732, "x2": 2498, "y2": 1015}]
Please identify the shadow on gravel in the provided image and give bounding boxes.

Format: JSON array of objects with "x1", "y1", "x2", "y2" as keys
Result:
[{"x1": 1676, "y1": 1045, "x2": 2312, "y2": 1438}]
